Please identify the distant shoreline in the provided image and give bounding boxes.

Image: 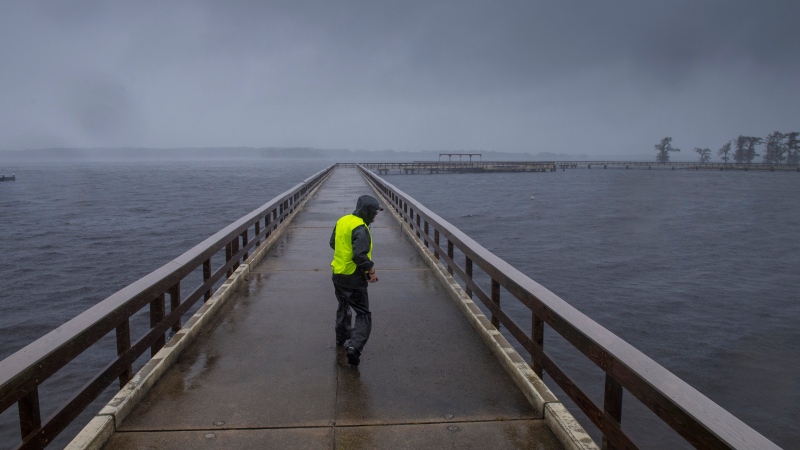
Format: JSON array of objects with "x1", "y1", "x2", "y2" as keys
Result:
[{"x1": 0, "y1": 147, "x2": 655, "y2": 163}]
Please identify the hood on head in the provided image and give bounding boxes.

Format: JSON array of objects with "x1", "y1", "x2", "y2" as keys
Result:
[{"x1": 353, "y1": 195, "x2": 383, "y2": 223}]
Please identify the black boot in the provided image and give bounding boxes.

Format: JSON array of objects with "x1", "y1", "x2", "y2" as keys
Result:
[{"x1": 346, "y1": 347, "x2": 361, "y2": 366}]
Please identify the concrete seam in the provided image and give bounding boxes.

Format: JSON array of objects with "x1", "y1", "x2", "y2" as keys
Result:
[
  {"x1": 545, "y1": 403, "x2": 600, "y2": 450},
  {"x1": 65, "y1": 175, "x2": 329, "y2": 450},
  {"x1": 361, "y1": 172, "x2": 599, "y2": 450},
  {"x1": 63, "y1": 414, "x2": 115, "y2": 450}
]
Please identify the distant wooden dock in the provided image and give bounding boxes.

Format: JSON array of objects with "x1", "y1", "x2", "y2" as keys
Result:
[
  {"x1": 0, "y1": 174, "x2": 15, "y2": 182},
  {"x1": 355, "y1": 161, "x2": 556, "y2": 174}
]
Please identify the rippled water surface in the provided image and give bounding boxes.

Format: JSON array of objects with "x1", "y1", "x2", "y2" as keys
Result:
[{"x1": 0, "y1": 161, "x2": 797, "y2": 449}]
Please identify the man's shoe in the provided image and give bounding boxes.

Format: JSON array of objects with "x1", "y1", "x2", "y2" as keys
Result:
[{"x1": 346, "y1": 347, "x2": 360, "y2": 366}]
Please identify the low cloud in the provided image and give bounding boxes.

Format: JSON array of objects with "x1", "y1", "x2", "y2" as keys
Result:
[{"x1": 1, "y1": 1, "x2": 798, "y2": 156}]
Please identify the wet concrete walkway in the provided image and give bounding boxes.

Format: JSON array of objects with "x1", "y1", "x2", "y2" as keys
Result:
[{"x1": 103, "y1": 168, "x2": 561, "y2": 449}]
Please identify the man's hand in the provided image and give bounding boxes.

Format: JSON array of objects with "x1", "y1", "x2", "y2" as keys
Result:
[{"x1": 367, "y1": 270, "x2": 378, "y2": 283}]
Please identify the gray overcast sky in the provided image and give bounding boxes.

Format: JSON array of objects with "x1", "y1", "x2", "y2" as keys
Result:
[{"x1": 2, "y1": 1, "x2": 798, "y2": 156}]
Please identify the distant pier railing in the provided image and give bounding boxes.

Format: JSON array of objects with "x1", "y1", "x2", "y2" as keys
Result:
[
  {"x1": 358, "y1": 164, "x2": 780, "y2": 450},
  {"x1": 565, "y1": 161, "x2": 800, "y2": 171},
  {"x1": 1, "y1": 174, "x2": 15, "y2": 182},
  {"x1": 340, "y1": 161, "x2": 800, "y2": 174},
  {"x1": 343, "y1": 161, "x2": 556, "y2": 174},
  {"x1": 0, "y1": 165, "x2": 335, "y2": 449}
]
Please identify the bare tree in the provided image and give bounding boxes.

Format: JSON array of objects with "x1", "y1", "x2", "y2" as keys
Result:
[
  {"x1": 654, "y1": 137, "x2": 680, "y2": 162},
  {"x1": 717, "y1": 141, "x2": 732, "y2": 163},
  {"x1": 694, "y1": 147, "x2": 711, "y2": 163}
]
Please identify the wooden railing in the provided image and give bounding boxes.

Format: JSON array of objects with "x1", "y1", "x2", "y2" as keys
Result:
[
  {"x1": 358, "y1": 165, "x2": 780, "y2": 450},
  {"x1": 0, "y1": 165, "x2": 334, "y2": 449}
]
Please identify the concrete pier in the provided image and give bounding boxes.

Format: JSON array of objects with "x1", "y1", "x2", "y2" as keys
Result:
[{"x1": 98, "y1": 168, "x2": 563, "y2": 449}]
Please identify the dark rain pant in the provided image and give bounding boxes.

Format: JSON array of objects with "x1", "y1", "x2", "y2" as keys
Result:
[{"x1": 332, "y1": 273, "x2": 371, "y2": 353}]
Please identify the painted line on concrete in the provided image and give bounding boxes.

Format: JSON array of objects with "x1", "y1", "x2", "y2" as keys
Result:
[{"x1": 109, "y1": 417, "x2": 544, "y2": 434}]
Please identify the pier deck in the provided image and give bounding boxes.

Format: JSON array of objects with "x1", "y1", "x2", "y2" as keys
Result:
[{"x1": 101, "y1": 168, "x2": 562, "y2": 449}]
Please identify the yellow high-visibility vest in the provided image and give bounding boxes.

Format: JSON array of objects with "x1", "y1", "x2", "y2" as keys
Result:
[{"x1": 331, "y1": 214, "x2": 372, "y2": 275}]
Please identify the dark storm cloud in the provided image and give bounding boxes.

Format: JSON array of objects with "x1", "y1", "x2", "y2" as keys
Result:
[{"x1": 1, "y1": 1, "x2": 798, "y2": 155}]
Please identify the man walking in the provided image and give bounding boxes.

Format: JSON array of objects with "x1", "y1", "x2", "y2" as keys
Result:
[{"x1": 330, "y1": 195, "x2": 383, "y2": 366}]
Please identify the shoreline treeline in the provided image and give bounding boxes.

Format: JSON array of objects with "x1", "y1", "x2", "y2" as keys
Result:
[{"x1": 655, "y1": 132, "x2": 800, "y2": 164}]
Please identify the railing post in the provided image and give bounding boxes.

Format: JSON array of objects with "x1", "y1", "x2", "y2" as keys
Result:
[
  {"x1": 241, "y1": 230, "x2": 249, "y2": 261},
  {"x1": 150, "y1": 293, "x2": 166, "y2": 357},
  {"x1": 232, "y1": 236, "x2": 240, "y2": 272},
  {"x1": 116, "y1": 319, "x2": 132, "y2": 388},
  {"x1": 465, "y1": 257, "x2": 473, "y2": 298},
  {"x1": 531, "y1": 314, "x2": 544, "y2": 378},
  {"x1": 18, "y1": 387, "x2": 41, "y2": 439},
  {"x1": 203, "y1": 258, "x2": 212, "y2": 302},
  {"x1": 225, "y1": 243, "x2": 233, "y2": 278},
  {"x1": 255, "y1": 221, "x2": 261, "y2": 247},
  {"x1": 415, "y1": 212, "x2": 421, "y2": 239},
  {"x1": 490, "y1": 279, "x2": 500, "y2": 328},
  {"x1": 434, "y1": 230, "x2": 440, "y2": 260},
  {"x1": 602, "y1": 375, "x2": 624, "y2": 450},
  {"x1": 447, "y1": 241, "x2": 454, "y2": 275},
  {"x1": 423, "y1": 221, "x2": 429, "y2": 247},
  {"x1": 169, "y1": 282, "x2": 181, "y2": 333}
]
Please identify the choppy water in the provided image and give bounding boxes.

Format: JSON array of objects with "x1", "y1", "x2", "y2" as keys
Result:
[
  {"x1": 0, "y1": 161, "x2": 797, "y2": 449},
  {"x1": 386, "y1": 168, "x2": 799, "y2": 449}
]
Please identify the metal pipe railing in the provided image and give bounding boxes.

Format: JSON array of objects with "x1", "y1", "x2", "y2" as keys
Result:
[
  {"x1": 0, "y1": 165, "x2": 335, "y2": 450},
  {"x1": 358, "y1": 164, "x2": 779, "y2": 450}
]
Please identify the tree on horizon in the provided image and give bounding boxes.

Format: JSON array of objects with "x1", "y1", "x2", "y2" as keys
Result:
[
  {"x1": 734, "y1": 135, "x2": 762, "y2": 164},
  {"x1": 763, "y1": 131, "x2": 786, "y2": 165},
  {"x1": 654, "y1": 137, "x2": 680, "y2": 162},
  {"x1": 717, "y1": 141, "x2": 732, "y2": 163},
  {"x1": 785, "y1": 132, "x2": 800, "y2": 165},
  {"x1": 694, "y1": 147, "x2": 711, "y2": 163}
]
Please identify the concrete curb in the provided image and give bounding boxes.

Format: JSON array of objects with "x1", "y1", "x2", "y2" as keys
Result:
[
  {"x1": 65, "y1": 176, "x2": 329, "y2": 450},
  {"x1": 364, "y1": 177, "x2": 599, "y2": 450}
]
